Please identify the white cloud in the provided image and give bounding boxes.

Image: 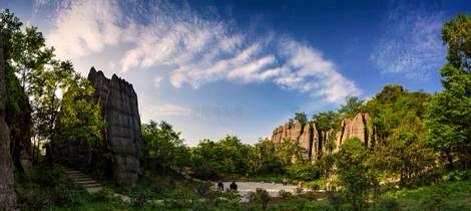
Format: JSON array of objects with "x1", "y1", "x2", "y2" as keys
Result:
[
  {"x1": 276, "y1": 39, "x2": 360, "y2": 103},
  {"x1": 370, "y1": 3, "x2": 446, "y2": 79},
  {"x1": 42, "y1": 0, "x2": 361, "y2": 103},
  {"x1": 45, "y1": 0, "x2": 123, "y2": 59}
]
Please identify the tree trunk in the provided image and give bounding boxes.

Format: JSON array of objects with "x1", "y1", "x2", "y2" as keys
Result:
[{"x1": 0, "y1": 33, "x2": 17, "y2": 210}]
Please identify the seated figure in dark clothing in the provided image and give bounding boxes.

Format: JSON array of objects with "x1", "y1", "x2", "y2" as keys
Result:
[
  {"x1": 229, "y1": 181, "x2": 238, "y2": 191},
  {"x1": 217, "y1": 180, "x2": 224, "y2": 191}
]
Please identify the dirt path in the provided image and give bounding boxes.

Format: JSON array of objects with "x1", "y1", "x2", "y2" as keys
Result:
[{"x1": 215, "y1": 182, "x2": 300, "y2": 197}]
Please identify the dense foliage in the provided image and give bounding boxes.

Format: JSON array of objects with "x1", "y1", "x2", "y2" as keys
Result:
[
  {"x1": 0, "y1": 9, "x2": 103, "y2": 164},
  {"x1": 142, "y1": 121, "x2": 190, "y2": 171},
  {"x1": 335, "y1": 138, "x2": 376, "y2": 211},
  {"x1": 428, "y1": 14, "x2": 471, "y2": 169}
]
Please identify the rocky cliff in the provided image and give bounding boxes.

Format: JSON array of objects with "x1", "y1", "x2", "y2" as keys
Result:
[
  {"x1": 271, "y1": 113, "x2": 373, "y2": 162},
  {"x1": 88, "y1": 67, "x2": 142, "y2": 186},
  {"x1": 0, "y1": 33, "x2": 17, "y2": 211}
]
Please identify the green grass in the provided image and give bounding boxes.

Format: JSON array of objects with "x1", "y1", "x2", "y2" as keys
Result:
[{"x1": 379, "y1": 180, "x2": 471, "y2": 211}]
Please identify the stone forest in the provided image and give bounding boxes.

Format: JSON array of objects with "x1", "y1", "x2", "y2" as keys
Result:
[{"x1": 1, "y1": 6, "x2": 471, "y2": 211}]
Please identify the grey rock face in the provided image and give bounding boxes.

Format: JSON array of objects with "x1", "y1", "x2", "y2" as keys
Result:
[
  {"x1": 271, "y1": 113, "x2": 374, "y2": 163},
  {"x1": 88, "y1": 67, "x2": 141, "y2": 186},
  {"x1": 0, "y1": 34, "x2": 17, "y2": 211}
]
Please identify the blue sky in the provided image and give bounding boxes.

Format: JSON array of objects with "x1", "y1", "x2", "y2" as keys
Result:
[{"x1": 2, "y1": 0, "x2": 470, "y2": 145}]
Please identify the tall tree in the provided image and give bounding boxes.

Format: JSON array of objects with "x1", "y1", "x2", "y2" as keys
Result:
[
  {"x1": 365, "y1": 85, "x2": 438, "y2": 186},
  {"x1": 142, "y1": 120, "x2": 189, "y2": 171},
  {"x1": 31, "y1": 60, "x2": 77, "y2": 161},
  {"x1": 338, "y1": 96, "x2": 364, "y2": 117},
  {"x1": 427, "y1": 14, "x2": 471, "y2": 168},
  {"x1": 335, "y1": 138, "x2": 375, "y2": 211},
  {"x1": 312, "y1": 111, "x2": 340, "y2": 131},
  {"x1": 294, "y1": 112, "x2": 307, "y2": 124},
  {"x1": 248, "y1": 138, "x2": 283, "y2": 175},
  {"x1": 0, "y1": 32, "x2": 17, "y2": 211}
]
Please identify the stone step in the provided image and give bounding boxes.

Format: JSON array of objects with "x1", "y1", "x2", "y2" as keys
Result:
[
  {"x1": 87, "y1": 187, "x2": 103, "y2": 193},
  {"x1": 66, "y1": 172, "x2": 86, "y2": 175},
  {"x1": 76, "y1": 180, "x2": 99, "y2": 184},
  {"x1": 74, "y1": 178, "x2": 96, "y2": 182},
  {"x1": 68, "y1": 174, "x2": 90, "y2": 179},
  {"x1": 83, "y1": 184, "x2": 102, "y2": 188},
  {"x1": 69, "y1": 175, "x2": 90, "y2": 178}
]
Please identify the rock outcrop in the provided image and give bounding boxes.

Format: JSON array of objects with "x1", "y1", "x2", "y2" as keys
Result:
[
  {"x1": 271, "y1": 113, "x2": 374, "y2": 162},
  {"x1": 9, "y1": 93, "x2": 33, "y2": 174},
  {"x1": 88, "y1": 67, "x2": 142, "y2": 186},
  {"x1": 0, "y1": 34, "x2": 17, "y2": 211}
]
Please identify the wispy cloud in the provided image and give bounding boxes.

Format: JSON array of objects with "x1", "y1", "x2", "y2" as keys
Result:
[
  {"x1": 370, "y1": 2, "x2": 446, "y2": 79},
  {"x1": 44, "y1": 0, "x2": 123, "y2": 59},
  {"x1": 40, "y1": 0, "x2": 361, "y2": 103}
]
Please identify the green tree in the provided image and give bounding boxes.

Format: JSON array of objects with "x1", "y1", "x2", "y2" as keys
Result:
[
  {"x1": 10, "y1": 26, "x2": 54, "y2": 93},
  {"x1": 370, "y1": 119, "x2": 438, "y2": 187},
  {"x1": 335, "y1": 138, "x2": 376, "y2": 211},
  {"x1": 312, "y1": 111, "x2": 340, "y2": 131},
  {"x1": 31, "y1": 60, "x2": 76, "y2": 156},
  {"x1": 338, "y1": 96, "x2": 364, "y2": 117},
  {"x1": 275, "y1": 138, "x2": 304, "y2": 166},
  {"x1": 53, "y1": 74, "x2": 104, "y2": 168},
  {"x1": 142, "y1": 121, "x2": 190, "y2": 171},
  {"x1": 373, "y1": 85, "x2": 406, "y2": 104},
  {"x1": 317, "y1": 153, "x2": 335, "y2": 189},
  {"x1": 441, "y1": 14, "x2": 471, "y2": 72},
  {"x1": 294, "y1": 112, "x2": 307, "y2": 124},
  {"x1": 365, "y1": 85, "x2": 438, "y2": 186},
  {"x1": 190, "y1": 135, "x2": 252, "y2": 177},
  {"x1": 428, "y1": 14, "x2": 471, "y2": 168},
  {"x1": 248, "y1": 138, "x2": 283, "y2": 175}
]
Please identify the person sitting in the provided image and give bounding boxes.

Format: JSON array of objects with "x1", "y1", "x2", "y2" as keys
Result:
[
  {"x1": 217, "y1": 180, "x2": 224, "y2": 191},
  {"x1": 229, "y1": 181, "x2": 238, "y2": 191}
]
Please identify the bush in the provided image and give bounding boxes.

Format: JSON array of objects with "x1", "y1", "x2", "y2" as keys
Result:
[
  {"x1": 444, "y1": 170, "x2": 471, "y2": 182},
  {"x1": 377, "y1": 198, "x2": 399, "y2": 211},
  {"x1": 278, "y1": 189, "x2": 292, "y2": 199},
  {"x1": 310, "y1": 183, "x2": 320, "y2": 191},
  {"x1": 161, "y1": 187, "x2": 198, "y2": 209},
  {"x1": 326, "y1": 190, "x2": 344, "y2": 210},
  {"x1": 15, "y1": 164, "x2": 85, "y2": 210},
  {"x1": 130, "y1": 188, "x2": 154, "y2": 208},
  {"x1": 254, "y1": 188, "x2": 270, "y2": 210},
  {"x1": 285, "y1": 163, "x2": 321, "y2": 181}
]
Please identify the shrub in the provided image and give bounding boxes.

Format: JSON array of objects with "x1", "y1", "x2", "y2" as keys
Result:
[
  {"x1": 444, "y1": 170, "x2": 471, "y2": 182},
  {"x1": 326, "y1": 190, "x2": 344, "y2": 210},
  {"x1": 278, "y1": 189, "x2": 292, "y2": 199},
  {"x1": 285, "y1": 163, "x2": 321, "y2": 181},
  {"x1": 310, "y1": 183, "x2": 320, "y2": 191},
  {"x1": 130, "y1": 188, "x2": 154, "y2": 208},
  {"x1": 254, "y1": 188, "x2": 270, "y2": 210},
  {"x1": 15, "y1": 164, "x2": 85, "y2": 210},
  {"x1": 377, "y1": 198, "x2": 399, "y2": 211}
]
